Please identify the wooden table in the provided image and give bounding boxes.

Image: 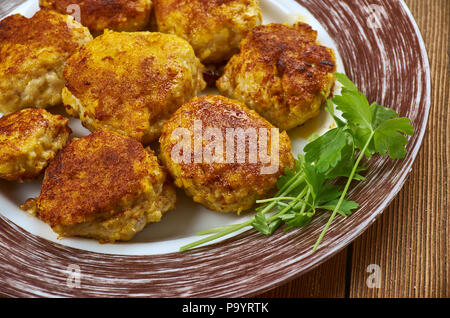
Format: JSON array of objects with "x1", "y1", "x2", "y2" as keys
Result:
[
  {"x1": 258, "y1": 0, "x2": 449, "y2": 298},
  {"x1": 0, "y1": 0, "x2": 447, "y2": 299}
]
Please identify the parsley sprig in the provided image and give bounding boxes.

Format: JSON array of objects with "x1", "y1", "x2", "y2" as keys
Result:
[{"x1": 179, "y1": 73, "x2": 414, "y2": 252}]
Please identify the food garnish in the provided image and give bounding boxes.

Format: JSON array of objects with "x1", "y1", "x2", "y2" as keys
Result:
[{"x1": 180, "y1": 72, "x2": 414, "y2": 252}]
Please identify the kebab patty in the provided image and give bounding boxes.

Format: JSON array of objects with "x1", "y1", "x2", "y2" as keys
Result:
[
  {"x1": 217, "y1": 22, "x2": 337, "y2": 130},
  {"x1": 0, "y1": 108, "x2": 71, "y2": 182},
  {"x1": 62, "y1": 30, "x2": 206, "y2": 144},
  {"x1": 0, "y1": 10, "x2": 92, "y2": 114},
  {"x1": 153, "y1": 0, "x2": 262, "y2": 65},
  {"x1": 159, "y1": 95, "x2": 294, "y2": 213},
  {"x1": 39, "y1": 0, "x2": 153, "y2": 36},
  {"x1": 21, "y1": 130, "x2": 177, "y2": 243}
]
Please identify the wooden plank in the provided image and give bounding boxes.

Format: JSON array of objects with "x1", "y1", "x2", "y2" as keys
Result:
[
  {"x1": 348, "y1": 0, "x2": 449, "y2": 298},
  {"x1": 256, "y1": 248, "x2": 348, "y2": 298}
]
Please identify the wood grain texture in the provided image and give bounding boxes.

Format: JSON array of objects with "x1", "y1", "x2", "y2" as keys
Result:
[
  {"x1": 348, "y1": 0, "x2": 449, "y2": 298},
  {"x1": 260, "y1": 0, "x2": 449, "y2": 298},
  {"x1": 255, "y1": 249, "x2": 348, "y2": 298}
]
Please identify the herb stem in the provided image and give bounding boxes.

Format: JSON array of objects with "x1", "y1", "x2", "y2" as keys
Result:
[
  {"x1": 180, "y1": 199, "x2": 280, "y2": 251},
  {"x1": 299, "y1": 188, "x2": 311, "y2": 215},
  {"x1": 180, "y1": 219, "x2": 254, "y2": 252},
  {"x1": 256, "y1": 197, "x2": 300, "y2": 203},
  {"x1": 196, "y1": 224, "x2": 241, "y2": 235},
  {"x1": 267, "y1": 187, "x2": 309, "y2": 222},
  {"x1": 276, "y1": 171, "x2": 305, "y2": 196},
  {"x1": 312, "y1": 131, "x2": 374, "y2": 251},
  {"x1": 179, "y1": 174, "x2": 306, "y2": 252}
]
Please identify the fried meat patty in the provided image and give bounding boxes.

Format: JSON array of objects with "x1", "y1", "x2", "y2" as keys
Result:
[
  {"x1": 0, "y1": 108, "x2": 71, "y2": 182},
  {"x1": 39, "y1": 0, "x2": 153, "y2": 36},
  {"x1": 217, "y1": 22, "x2": 337, "y2": 130},
  {"x1": 0, "y1": 10, "x2": 92, "y2": 114},
  {"x1": 153, "y1": 0, "x2": 262, "y2": 65},
  {"x1": 159, "y1": 95, "x2": 294, "y2": 213},
  {"x1": 21, "y1": 130, "x2": 177, "y2": 243},
  {"x1": 62, "y1": 30, "x2": 206, "y2": 144}
]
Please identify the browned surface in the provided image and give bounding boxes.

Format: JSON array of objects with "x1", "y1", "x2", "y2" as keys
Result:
[
  {"x1": 0, "y1": 109, "x2": 54, "y2": 140},
  {"x1": 0, "y1": 10, "x2": 89, "y2": 70},
  {"x1": 156, "y1": 0, "x2": 246, "y2": 16},
  {"x1": 63, "y1": 30, "x2": 205, "y2": 144},
  {"x1": 0, "y1": 9, "x2": 92, "y2": 113},
  {"x1": 258, "y1": 0, "x2": 449, "y2": 298},
  {"x1": 154, "y1": 0, "x2": 261, "y2": 64},
  {"x1": 159, "y1": 95, "x2": 294, "y2": 213},
  {"x1": 39, "y1": 0, "x2": 152, "y2": 35},
  {"x1": 31, "y1": 130, "x2": 161, "y2": 227},
  {"x1": 0, "y1": 10, "x2": 80, "y2": 55},
  {"x1": 0, "y1": 108, "x2": 71, "y2": 181},
  {"x1": 217, "y1": 22, "x2": 336, "y2": 130}
]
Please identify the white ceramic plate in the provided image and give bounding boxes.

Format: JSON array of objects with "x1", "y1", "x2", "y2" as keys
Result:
[
  {"x1": 0, "y1": 0, "x2": 430, "y2": 298},
  {"x1": 0, "y1": 0, "x2": 344, "y2": 255}
]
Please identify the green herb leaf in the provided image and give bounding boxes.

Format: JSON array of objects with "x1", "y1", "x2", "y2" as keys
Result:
[
  {"x1": 319, "y1": 199, "x2": 359, "y2": 217},
  {"x1": 333, "y1": 90, "x2": 372, "y2": 130},
  {"x1": 304, "y1": 127, "x2": 349, "y2": 173},
  {"x1": 252, "y1": 212, "x2": 282, "y2": 235},
  {"x1": 335, "y1": 72, "x2": 359, "y2": 92},
  {"x1": 280, "y1": 212, "x2": 314, "y2": 229},
  {"x1": 325, "y1": 98, "x2": 346, "y2": 128},
  {"x1": 302, "y1": 161, "x2": 325, "y2": 201},
  {"x1": 179, "y1": 72, "x2": 414, "y2": 254},
  {"x1": 324, "y1": 143, "x2": 366, "y2": 181},
  {"x1": 371, "y1": 103, "x2": 399, "y2": 129},
  {"x1": 374, "y1": 117, "x2": 414, "y2": 159}
]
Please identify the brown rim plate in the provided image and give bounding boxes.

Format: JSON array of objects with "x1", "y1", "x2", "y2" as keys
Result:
[{"x1": 0, "y1": 0, "x2": 430, "y2": 297}]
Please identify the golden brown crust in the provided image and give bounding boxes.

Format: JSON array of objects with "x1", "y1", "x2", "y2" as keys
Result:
[
  {"x1": 159, "y1": 95, "x2": 294, "y2": 213},
  {"x1": 242, "y1": 23, "x2": 334, "y2": 97},
  {"x1": 39, "y1": 0, "x2": 153, "y2": 35},
  {"x1": 0, "y1": 10, "x2": 87, "y2": 59},
  {"x1": 154, "y1": 0, "x2": 262, "y2": 64},
  {"x1": 63, "y1": 31, "x2": 206, "y2": 144},
  {"x1": 0, "y1": 108, "x2": 71, "y2": 182},
  {"x1": 217, "y1": 22, "x2": 336, "y2": 130},
  {"x1": 0, "y1": 109, "x2": 54, "y2": 142},
  {"x1": 33, "y1": 130, "x2": 165, "y2": 227},
  {"x1": 0, "y1": 10, "x2": 92, "y2": 113}
]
